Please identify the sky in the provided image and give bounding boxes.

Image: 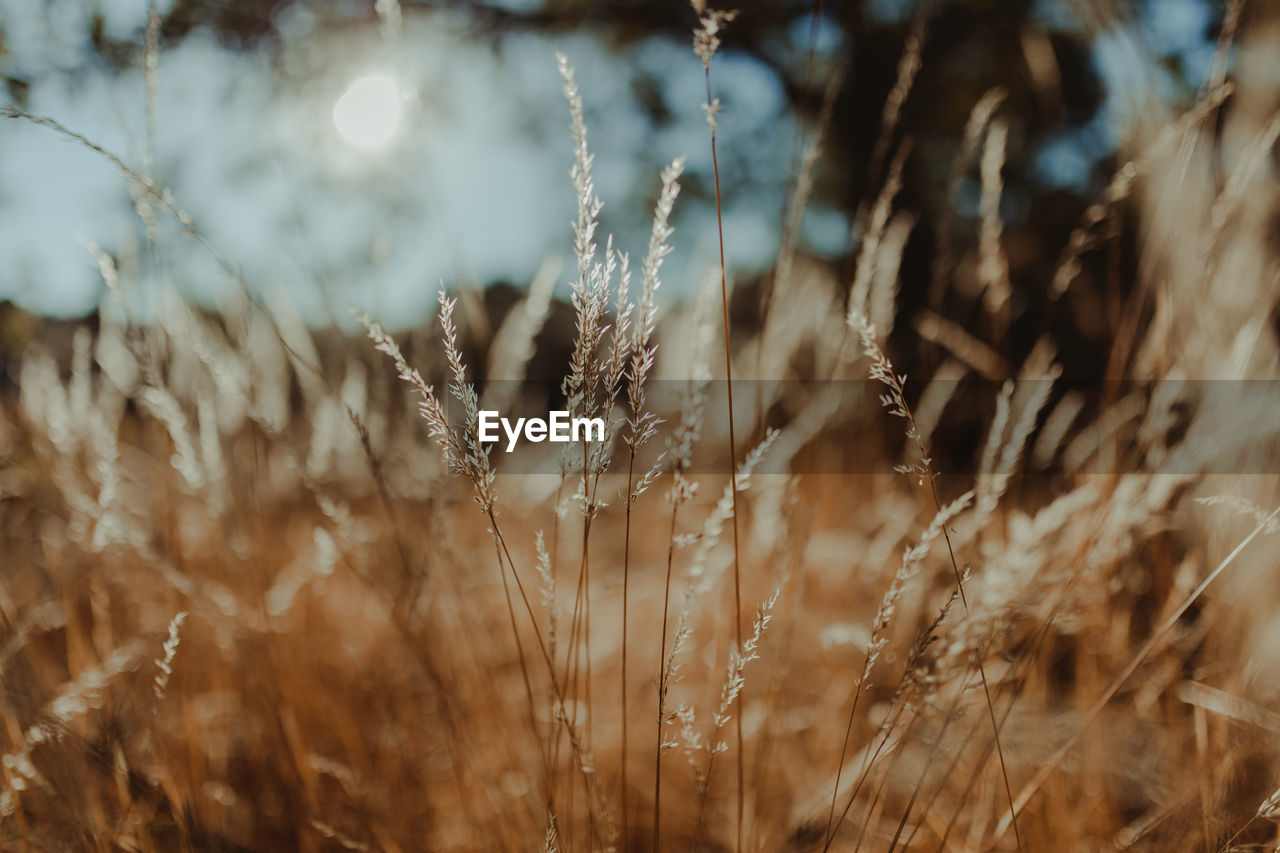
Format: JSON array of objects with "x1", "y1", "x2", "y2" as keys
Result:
[{"x1": 0, "y1": 0, "x2": 1223, "y2": 328}]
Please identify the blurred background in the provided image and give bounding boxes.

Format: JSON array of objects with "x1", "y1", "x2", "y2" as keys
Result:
[
  {"x1": 0, "y1": 0, "x2": 1236, "y2": 342},
  {"x1": 7, "y1": 4, "x2": 1280, "y2": 850}
]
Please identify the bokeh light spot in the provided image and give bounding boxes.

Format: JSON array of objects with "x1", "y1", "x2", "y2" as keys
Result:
[{"x1": 333, "y1": 73, "x2": 403, "y2": 149}]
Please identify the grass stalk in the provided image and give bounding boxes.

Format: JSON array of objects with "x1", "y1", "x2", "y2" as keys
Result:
[{"x1": 702, "y1": 61, "x2": 746, "y2": 853}]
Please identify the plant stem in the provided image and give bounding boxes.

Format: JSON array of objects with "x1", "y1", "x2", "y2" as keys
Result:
[
  {"x1": 621, "y1": 452, "x2": 635, "y2": 849},
  {"x1": 654, "y1": 494, "x2": 685, "y2": 852},
  {"x1": 704, "y1": 65, "x2": 745, "y2": 853}
]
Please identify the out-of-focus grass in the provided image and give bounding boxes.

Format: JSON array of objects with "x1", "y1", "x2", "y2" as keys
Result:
[{"x1": 2, "y1": 3, "x2": 1280, "y2": 851}]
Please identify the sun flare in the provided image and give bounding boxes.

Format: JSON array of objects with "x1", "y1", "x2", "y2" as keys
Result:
[{"x1": 332, "y1": 72, "x2": 403, "y2": 149}]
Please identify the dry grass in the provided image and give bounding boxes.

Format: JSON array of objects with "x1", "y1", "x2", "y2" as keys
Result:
[{"x1": 2, "y1": 2, "x2": 1280, "y2": 851}]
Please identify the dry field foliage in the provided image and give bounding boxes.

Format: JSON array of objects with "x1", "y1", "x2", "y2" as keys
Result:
[{"x1": 4, "y1": 2, "x2": 1280, "y2": 851}]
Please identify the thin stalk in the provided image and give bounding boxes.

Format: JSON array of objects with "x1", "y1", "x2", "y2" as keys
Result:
[
  {"x1": 853, "y1": 705, "x2": 922, "y2": 853},
  {"x1": 829, "y1": 593, "x2": 967, "y2": 850},
  {"x1": 824, "y1": 667, "x2": 867, "y2": 847},
  {"x1": 823, "y1": 691, "x2": 907, "y2": 851},
  {"x1": 887, "y1": 678, "x2": 971, "y2": 853},
  {"x1": 1217, "y1": 816, "x2": 1258, "y2": 853},
  {"x1": 704, "y1": 64, "x2": 746, "y2": 852},
  {"x1": 581, "y1": 441, "x2": 597, "y2": 754},
  {"x1": 555, "y1": 523, "x2": 591, "y2": 844},
  {"x1": 927, "y1": 474, "x2": 1023, "y2": 853},
  {"x1": 654, "y1": 497, "x2": 681, "y2": 853},
  {"x1": 547, "y1": 470, "x2": 569, "y2": 807},
  {"x1": 621, "y1": 452, "x2": 636, "y2": 848}
]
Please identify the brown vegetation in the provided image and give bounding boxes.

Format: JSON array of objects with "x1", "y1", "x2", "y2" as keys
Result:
[{"x1": 3, "y1": 2, "x2": 1280, "y2": 851}]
